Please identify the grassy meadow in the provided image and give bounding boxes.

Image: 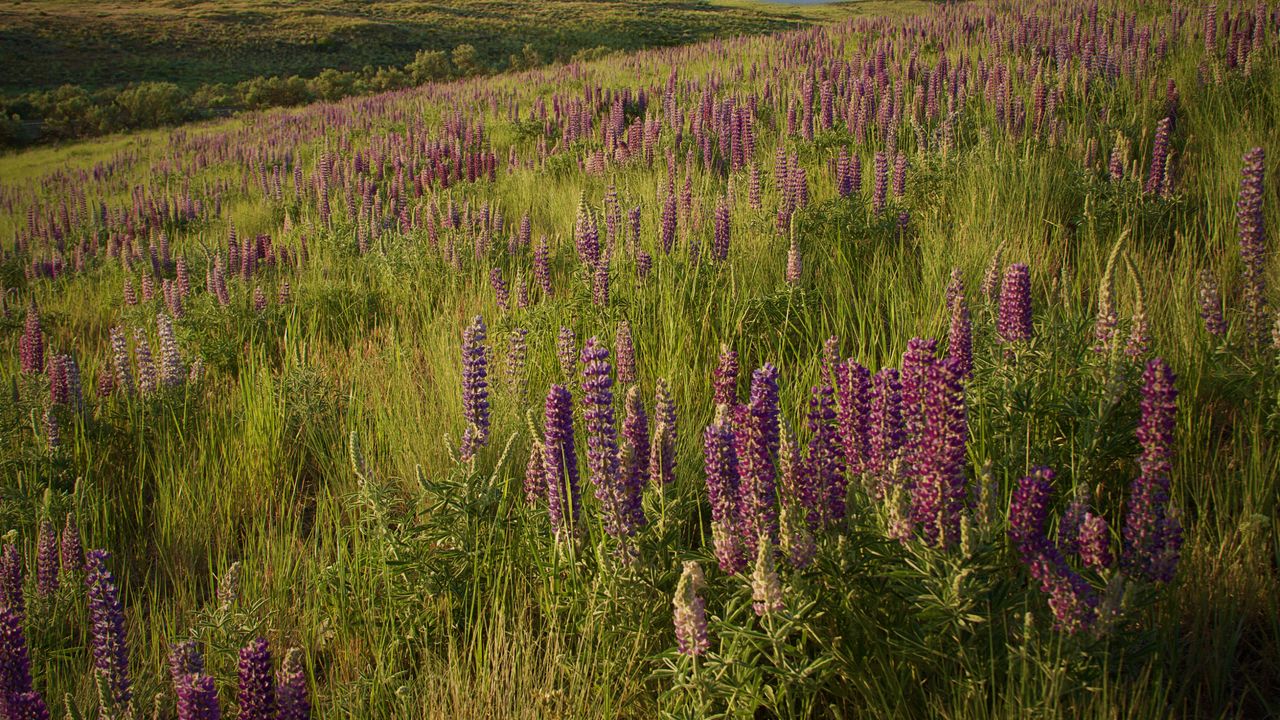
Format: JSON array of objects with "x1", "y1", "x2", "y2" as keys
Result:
[{"x1": 0, "y1": 0, "x2": 1278, "y2": 717}]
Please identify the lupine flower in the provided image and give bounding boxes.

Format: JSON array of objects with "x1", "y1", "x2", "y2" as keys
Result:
[
  {"x1": 738, "y1": 365, "x2": 780, "y2": 559},
  {"x1": 135, "y1": 328, "x2": 157, "y2": 394},
  {"x1": 997, "y1": 264, "x2": 1033, "y2": 344},
  {"x1": 36, "y1": 519, "x2": 59, "y2": 598},
  {"x1": 1144, "y1": 117, "x2": 1172, "y2": 196},
  {"x1": 1009, "y1": 468, "x2": 1099, "y2": 634},
  {"x1": 673, "y1": 561, "x2": 709, "y2": 657},
  {"x1": 0, "y1": 545, "x2": 23, "y2": 621},
  {"x1": 805, "y1": 383, "x2": 842, "y2": 525},
  {"x1": 543, "y1": 384, "x2": 580, "y2": 539},
  {"x1": 524, "y1": 435, "x2": 546, "y2": 505},
  {"x1": 43, "y1": 409, "x2": 59, "y2": 452},
  {"x1": 660, "y1": 194, "x2": 677, "y2": 255},
  {"x1": 60, "y1": 513, "x2": 84, "y2": 577},
  {"x1": 176, "y1": 674, "x2": 220, "y2": 720},
  {"x1": 110, "y1": 327, "x2": 134, "y2": 395},
  {"x1": 489, "y1": 268, "x2": 509, "y2": 312},
  {"x1": 892, "y1": 152, "x2": 907, "y2": 198},
  {"x1": 556, "y1": 326, "x2": 577, "y2": 381},
  {"x1": 785, "y1": 234, "x2": 802, "y2": 285},
  {"x1": 750, "y1": 538, "x2": 784, "y2": 616},
  {"x1": 504, "y1": 328, "x2": 529, "y2": 399},
  {"x1": 866, "y1": 368, "x2": 904, "y2": 493},
  {"x1": 833, "y1": 359, "x2": 870, "y2": 478},
  {"x1": 713, "y1": 196, "x2": 731, "y2": 262},
  {"x1": 946, "y1": 273, "x2": 973, "y2": 378},
  {"x1": 277, "y1": 648, "x2": 309, "y2": 720},
  {"x1": 712, "y1": 344, "x2": 739, "y2": 408},
  {"x1": 649, "y1": 379, "x2": 678, "y2": 485},
  {"x1": 620, "y1": 387, "x2": 651, "y2": 524},
  {"x1": 980, "y1": 241, "x2": 1006, "y2": 306},
  {"x1": 1122, "y1": 359, "x2": 1183, "y2": 584},
  {"x1": 19, "y1": 301, "x2": 44, "y2": 375},
  {"x1": 1078, "y1": 513, "x2": 1113, "y2": 572},
  {"x1": 872, "y1": 151, "x2": 889, "y2": 213},
  {"x1": 615, "y1": 321, "x2": 637, "y2": 386},
  {"x1": 592, "y1": 259, "x2": 610, "y2": 307},
  {"x1": 169, "y1": 639, "x2": 205, "y2": 683},
  {"x1": 907, "y1": 357, "x2": 967, "y2": 548},
  {"x1": 237, "y1": 637, "x2": 276, "y2": 720},
  {"x1": 534, "y1": 236, "x2": 552, "y2": 297},
  {"x1": 1238, "y1": 147, "x2": 1268, "y2": 346},
  {"x1": 459, "y1": 315, "x2": 490, "y2": 462},
  {"x1": 1123, "y1": 255, "x2": 1150, "y2": 359},
  {"x1": 581, "y1": 338, "x2": 638, "y2": 539},
  {"x1": 1093, "y1": 241, "x2": 1122, "y2": 352},
  {"x1": 157, "y1": 313, "x2": 185, "y2": 387},
  {"x1": 0, "y1": 606, "x2": 41, "y2": 706},
  {"x1": 704, "y1": 414, "x2": 744, "y2": 574},
  {"x1": 85, "y1": 549, "x2": 132, "y2": 708},
  {"x1": 1197, "y1": 270, "x2": 1227, "y2": 338},
  {"x1": 778, "y1": 422, "x2": 816, "y2": 568}
]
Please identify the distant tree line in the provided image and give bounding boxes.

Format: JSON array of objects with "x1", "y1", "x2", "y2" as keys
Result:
[{"x1": 0, "y1": 42, "x2": 612, "y2": 149}]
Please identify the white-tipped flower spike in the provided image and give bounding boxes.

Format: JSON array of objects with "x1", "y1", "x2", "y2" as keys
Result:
[{"x1": 673, "y1": 561, "x2": 709, "y2": 657}]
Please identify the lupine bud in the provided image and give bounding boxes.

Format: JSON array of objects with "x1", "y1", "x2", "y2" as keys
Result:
[
  {"x1": 712, "y1": 196, "x2": 731, "y2": 262},
  {"x1": 712, "y1": 344, "x2": 738, "y2": 407},
  {"x1": 176, "y1": 674, "x2": 220, "y2": 720},
  {"x1": 673, "y1": 561, "x2": 709, "y2": 656},
  {"x1": 749, "y1": 538, "x2": 784, "y2": 616},
  {"x1": 946, "y1": 272, "x2": 972, "y2": 378},
  {"x1": 1197, "y1": 270, "x2": 1227, "y2": 338},
  {"x1": 157, "y1": 313, "x2": 185, "y2": 387},
  {"x1": 19, "y1": 301, "x2": 44, "y2": 375},
  {"x1": 785, "y1": 234, "x2": 802, "y2": 285},
  {"x1": 60, "y1": 513, "x2": 84, "y2": 576},
  {"x1": 1237, "y1": 148, "x2": 1268, "y2": 346},
  {"x1": 110, "y1": 327, "x2": 134, "y2": 396},
  {"x1": 135, "y1": 328, "x2": 157, "y2": 394},
  {"x1": 620, "y1": 386, "x2": 651, "y2": 515}
]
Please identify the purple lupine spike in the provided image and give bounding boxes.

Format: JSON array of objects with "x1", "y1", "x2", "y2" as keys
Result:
[
  {"x1": 85, "y1": 549, "x2": 131, "y2": 708},
  {"x1": 134, "y1": 328, "x2": 157, "y2": 394},
  {"x1": 50, "y1": 354, "x2": 69, "y2": 406},
  {"x1": 110, "y1": 327, "x2": 134, "y2": 396},
  {"x1": 900, "y1": 337, "x2": 937, "y2": 456},
  {"x1": 1122, "y1": 358, "x2": 1183, "y2": 584},
  {"x1": 504, "y1": 328, "x2": 529, "y2": 398},
  {"x1": 19, "y1": 301, "x2": 44, "y2": 375},
  {"x1": 277, "y1": 648, "x2": 309, "y2": 720},
  {"x1": 36, "y1": 518, "x2": 59, "y2": 598},
  {"x1": 615, "y1": 321, "x2": 637, "y2": 386},
  {"x1": 157, "y1": 313, "x2": 185, "y2": 387},
  {"x1": 908, "y1": 357, "x2": 968, "y2": 548},
  {"x1": 1237, "y1": 147, "x2": 1268, "y2": 346},
  {"x1": 534, "y1": 237, "x2": 552, "y2": 298},
  {"x1": 946, "y1": 272, "x2": 973, "y2": 378},
  {"x1": 833, "y1": 359, "x2": 870, "y2": 479},
  {"x1": 704, "y1": 414, "x2": 744, "y2": 573},
  {"x1": 459, "y1": 315, "x2": 490, "y2": 462},
  {"x1": 0, "y1": 545, "x2": 24, "y2": 620},
  {"x1": 673, "y1": 561, "x2": 708, "y2": 657},
  {"x1": 0, "y1": 605, "x2": 35, "y2": 697},
  {"x1": 60, "y1": 513, "x2": 84, "y2": 577},
  {"x1": 489, "y1": 268, "x2": 509, "y2": 312},
  {"x1": 176, "y1": 674, "x2": 220, "y2": 720},
  {"x1": 592, "y1": 259, "x2": 609, "y2": 307},
  {"x1": 1077, "y1": 512, "x2": 1113, "y2": 572},
  {"x1": 997, "y1": 264, "x2": 1033, "y2": 344},
  {"x1": 712, "y1": 196, "x2": 731, "y2": 262},
  {"x1": 805, "y1": 383, "x2": 843, "y2": 525},
  {"x1": 636, "y1": 250, "x2": 653, "y2": 280},
  {"x1": 524, "y1": 436, "x2": 546, "y2": 505},
  {"x1": 619, "y1": 386, "x2": 651, "y2": 528},
  {"x1": 738, "y1": 364, "x2": 781, "y2": 559},
  {"x1": 659, "y1": 194, "x2": 677, "y2": 255},
  {"x1": 237, "y1": 637, "x2": 276, "y2": 720},
  {"x1": 581, "y1": 338, "x2": 636, "y2": 539},
  {"x1": 872, "y1": 151, "x2": 889, "y2": 213},
  {"x1": 543, "y1": 384, "x2": 580, "y2": 539},
  {"x1": 43, "y1": 409, "x2": 59, "y2": 452},
  {"x1": 1144, "y1": 117, "x2": 1172, "y2": 196},
  {"x1": 712, "y1": 344, "x2": 738, "y2": 407},
  {"x1": 556, "y1": 326, "x2": 577, "y2": 381},
  {"x1": 574, "y1": 196, "x2": 600, "y2": 268},
  {"x1": 892, "y1": 153, "x2": 908, "y2": 198},
  {"x1": 169, "y1": 640, "x2": 205, "y2": 684},
  {"x1": 649, "y1": 378, "x2": 678, "y2": 485},
  {"x1": 866, "y1": 368, "x2": 904, "y2": 494},
  {"x1": 1009, "y1": 468, "x2": 1100, "y2": 633},
  {"x1": 1197, "y1": 270, "x2": 1227, "y2": 338}
]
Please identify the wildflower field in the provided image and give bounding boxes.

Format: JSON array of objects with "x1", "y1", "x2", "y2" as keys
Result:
[{"x1": 1, "y1": 0, "x2": 1278, "y2": 717}]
